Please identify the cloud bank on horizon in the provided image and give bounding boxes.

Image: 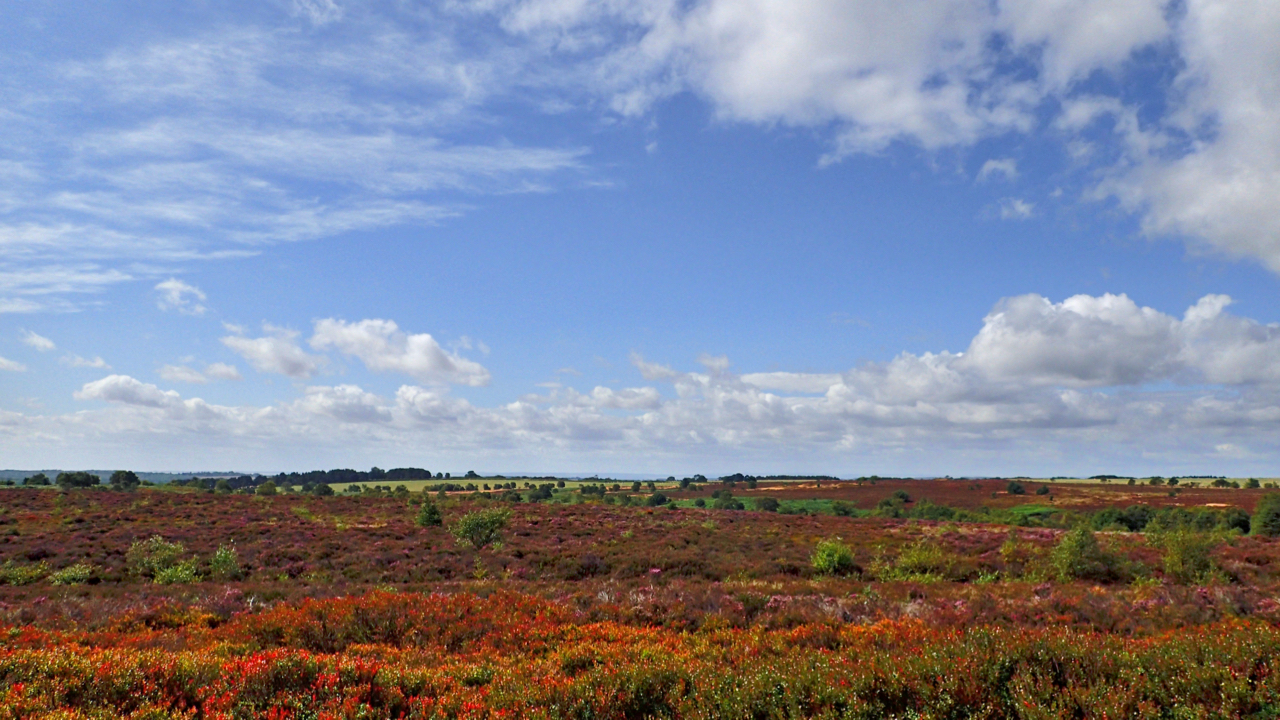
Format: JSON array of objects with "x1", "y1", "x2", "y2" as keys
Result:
[{"x1": 2, "y1": 0, "x2": 1280, "y2": 474}]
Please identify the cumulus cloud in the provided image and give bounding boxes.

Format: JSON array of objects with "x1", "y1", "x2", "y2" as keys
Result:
[
  {"x1": 20, "y1": 330, "x2": 55, "y2": 351},
  {"x1": 221, "y1": 325, "x2": 322, "y2": 379},
  {"x1": 154, "y1": 278, "x2": 208, "y2": 315},
  {"x1": 295, "y1": 385, "x2": 392, "y2": 424},
  {"x1": 8, "y1": 291, "x2": 1275, "y2": 473},
  {"x1": 476, "y1": 0, "x2": 1280, "y2": 271},
  {"x1": 75, "y1": 375, "x2": 181, "y2": 408},
  {"x1": 310, "y1": 318, "x2": 491, "y2": 386}
]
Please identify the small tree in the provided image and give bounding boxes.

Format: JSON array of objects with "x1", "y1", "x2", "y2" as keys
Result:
[
  {"x1": 451, "y1": 508, "x2": 511, "y2": 551},
  {"x1": 1050, "y1": 526, "x2": 1114, "y2": 581},
  {"x1": 1252, "y1": 493, "x2": 1280, "y2": 537},
  {"x1": 1006, "y1": 481, "x2": 1026, "y2": 495},
  {"x1": 22, "y1": 473, "x2": 50, "y2": 486},
  {"x1": 416, "y1": 498, "x2": 443, "y2": 527},
  {"x1": 756, "y1": 497, "x2": 780, "y2": 512},
  {"x1": 255, "y1": 480, "x2": 278, "y2": 496}
]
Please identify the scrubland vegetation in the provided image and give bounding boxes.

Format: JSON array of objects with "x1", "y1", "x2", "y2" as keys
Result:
[{"x1": 3, "y1": 473, "x2": 1280, "y2": 716}]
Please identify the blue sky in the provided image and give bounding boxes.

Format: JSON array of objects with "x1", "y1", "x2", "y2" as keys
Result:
[{"x1": 3, "y1": 0, "x2": 1280, "y2": 477}]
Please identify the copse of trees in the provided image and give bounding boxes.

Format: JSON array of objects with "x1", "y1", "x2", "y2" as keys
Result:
[{"x1": 55, "y1": 472, "x2": 100, "y2": 489}]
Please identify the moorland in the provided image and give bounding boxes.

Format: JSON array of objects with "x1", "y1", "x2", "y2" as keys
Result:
[{"x1": 3, "y1": 472, "x2": 1280, "y2": 718}]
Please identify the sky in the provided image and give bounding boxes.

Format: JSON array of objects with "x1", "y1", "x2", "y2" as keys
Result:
[{"x1": 2, "y1": 0, "x2": 1280, "y2": 477}]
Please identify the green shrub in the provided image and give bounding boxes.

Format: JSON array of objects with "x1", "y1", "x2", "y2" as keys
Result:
[
  {"x1": 831, "y1": 500, "x2": 857, "y2": 517},
  {"x1": 416, "y1": 499, "x2": 443, "y2": 527},
  {"x1": 0, "y1": 560, "x2": 47, "y2": 586},
  {"x1": 1149, "y1": 530, "x2": 1220, "y2": 585},
  {"x1": 255, "y1": 481, "x2": 278, "y2": 496},
  {"x1": 755, "y1": 497, "x2": 779, "y2": 512},
  {"x1": 1006, "y1": 481, "x2": 1026, "y2": 495},
  {"x1": 811, "y1": 537, "x2": 856, "y2": 576},
  {"x1": 1050, "y1": 526, "x2": 1116, "y2": 582},
  {"x1": 210, "y1": 543, "x2": 242, "y2": 581},
  {"x1": 1252, "y1": 493, "x2": 1280, "y2": 537},
  {"x1": 889, "y1": 539, "x2": 952, "y2": 581},
  {"x1": 48, "y1": 562, "x2": 95, "y2": 586},
  {"x1": 154, "y1": 561, "x2": 201, "y2": 585},
  {"x1": 451, "y1": 508, "x2": 511, "y2": 550},
  {"x1": 126, "y1": 535, "x2": 189, "y2": 581}
]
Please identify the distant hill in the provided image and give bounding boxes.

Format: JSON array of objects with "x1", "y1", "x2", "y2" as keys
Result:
[{"x1": 0, "y1": 470, "x2": 244, "y2": 484}]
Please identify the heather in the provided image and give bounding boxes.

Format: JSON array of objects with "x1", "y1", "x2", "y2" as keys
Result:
[{"x1": 2, "y1": 479, "x2": 1280, "y2": 716}]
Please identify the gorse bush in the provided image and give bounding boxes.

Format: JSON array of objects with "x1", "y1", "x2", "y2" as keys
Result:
[
  {"x1": 450, "y1": 508, "x2": 511, "y2": 550},
  {"x1": 811, "y1": 537, "x2": 856, "y2": 576}
]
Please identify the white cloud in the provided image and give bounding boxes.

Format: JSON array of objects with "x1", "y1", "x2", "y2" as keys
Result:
[
  {"x1": 75, "y1": 375, "x2": 181, "y2": 408},
  {"x1": 20, "y1": 330, "x2": 55, "y2": 352},
  {"x1": 155, "y1": 278, "x2": 208, "y2": 315},
  {"x1": 310, "y1": 318, "x2": 491, "y2": 386},
  {"x1": 221, "y1": 325, "x2": 322, "y2": 378},
  {"x1": 977, "y1": 158, "x2": 1018, "y2": 182},
  {"x1": 3, "y1": 291, "x2": 1275, "y2": 473},
  {"x1": 61, "y1": 354, "x2": 111, "y2": 369},
  {"x1": 741, "y1": 372, "x2": 842, "y2": 394},
  {"x1": 204, "y1": 362, "x2": 243, "y2": 381},
  {"x1": 159, "y1": 364, "x2": 211, "y2": 384},
  {"x1": 0, "y1": 356, "x2": 26, "y2": 372},
  {"x1": 295, "y1": 385, "x2": 392, "y2": 423},
  {"x1": 292, "y1": 0, "x2": 343, "y2": 25},
  {"x1": 998, "y1": 197, "x2": 1035, "y2": 220}
]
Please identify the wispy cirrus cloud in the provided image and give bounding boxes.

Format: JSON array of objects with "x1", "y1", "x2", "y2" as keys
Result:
[{"x1": 0, "y1": 19, "x2": 589, "y2": 312}]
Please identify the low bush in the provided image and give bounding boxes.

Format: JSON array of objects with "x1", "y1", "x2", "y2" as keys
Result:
[
  {"x1": 811, "y1": 537, "x2": 856, "y2": 576},
  {"x1": 451, "y1": 508, "x2": 511, "y2": 550},
  {"x1": 0, "y1": 560, "x2": 48, "y2": 586},
  {"x1": 48, "y1": 562, "x2": 95, "y2": 585},
  {"x1": 210, "y1": 543, "x2": 242, "y2": 581}
]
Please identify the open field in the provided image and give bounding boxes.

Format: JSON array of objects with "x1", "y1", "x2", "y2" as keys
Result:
[{"x1": 3, "y1": 478, "x2": 1280, "y2": 716}]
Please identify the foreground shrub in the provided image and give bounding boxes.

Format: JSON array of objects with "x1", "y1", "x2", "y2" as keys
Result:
[
  {"x1": 48, "y1": 562, "x2": 95, "y2": 586},
  {"x1": 450, "y1": 508, "x2": 511, "y2": 550},
  {"x1": 811, "y1": 537, "x2": 856, "y2": 575},
  {"x1": 6, "y1": 592, "x2": 1280, "y2": 718}
]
